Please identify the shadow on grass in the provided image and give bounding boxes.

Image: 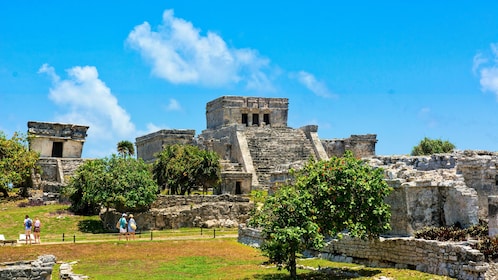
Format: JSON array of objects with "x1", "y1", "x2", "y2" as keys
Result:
[
  {"x1": 251, "y1": 267, "x2": 381, "y2": 279},
  {"x1": 77, "y1": 219, "x2": 112, "y2": 234}
]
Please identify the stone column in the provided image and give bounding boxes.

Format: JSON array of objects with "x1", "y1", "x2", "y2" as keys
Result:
[{"x1": 488, "y1": 196, "x2": 498, "y2": 236}]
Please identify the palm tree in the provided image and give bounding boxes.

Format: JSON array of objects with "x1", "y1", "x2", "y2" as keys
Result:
[{"x1": 117, "y1": 140, "x2": 135, "y2": 157}]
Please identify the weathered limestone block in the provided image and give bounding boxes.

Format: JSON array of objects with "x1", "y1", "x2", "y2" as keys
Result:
[{"x1": 0, "y1": 255, "x2": 56, "y2": 280}]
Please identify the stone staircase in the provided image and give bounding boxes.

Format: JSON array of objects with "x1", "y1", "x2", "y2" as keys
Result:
[
  {"x1": 244, "y1": 127, "x2": 316, "y2": 186},
  {"x1": 220, "y1": 160, "x2": 244, "y2": 173}
]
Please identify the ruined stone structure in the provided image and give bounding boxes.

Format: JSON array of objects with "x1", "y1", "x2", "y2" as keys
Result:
[
  {"x1": 136, "y1": 96, "x2": 377, "y2": 194},
  {"x1": 367, "y1": 154, "x2": 479, "y2": 236},
  {"x1": 136, "y1": 129, "x2": 196, "y2": 163},
  {"x1": 28, "y1": 121, "x2": 89, "y2": 202},
  {"x1": 0, "y1": 255, "x2": 56, "y2": 280},
  {"x1": 238, "y1": 226, "x2": 495, "y2": 280},
  {"x1": 28, "y1": 121, "x2": 88, "y2": 158},
  {"x1": 364, "y1": 151, "x2": 498, "y2": 236},
  {"x1": 322, "y1": 134, "x2": 377, "y2": 158},
  {"x1": 100, "y1": 194, "x2": 253, "y2": 230}
]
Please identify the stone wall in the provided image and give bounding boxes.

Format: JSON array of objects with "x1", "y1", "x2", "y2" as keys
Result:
[
  {"x1": 456, "y1": 151, "x2": 498, "y2": 218},
  {"x1": 205, "y1": 96, "x2": 289, "y2": 130},
  {"x1": 321, "y1": 134, "x2": 377, "y2": 158},
  {"x1": 135, "y1": 129, "x2": 196, "y2": 163},
  {"x1": 238, "y1": 226, "x2": 492, "y2": 280},
  {"x1": 28, "y1": 121, "x2": 88, "y2": 158},
  {"x1": 368, "y1": 154, "x2": 479, "y2": 235},
  {"x1": 33, "y1": 158, "x2": 86, "y2": 202},
  {"x1": 0, "y1": 255, "x2": 56, "y2": 280},
  {"x1": 370, "y1": 152, "x2": 498, "y2": 223},
  {"x1": 100, "y1": 194, "x2": 254, "y2": 230}
]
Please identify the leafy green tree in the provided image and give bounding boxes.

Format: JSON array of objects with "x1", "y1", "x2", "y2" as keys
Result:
[
  {"x1": 411, "y1": 137, "x2": 455, "y2": 156},
  {"x1": 249, "y1": 185, "x2": 322, "y2": 278},
  {"x1": 249, "y1": 151, "x2": 392, "y2": 278},
  {"x1": 65, "y1": 155, "x2": 158, "y2": 214},
  {"x1": 152, "y1": 144, "x2": 221, "y2": 195},
  {"x1": 117, "y1": 140, "x2": 135, "y2": 157},
  {"x1": 0, "y1": 132, "x2": 40, "y2": 197}
]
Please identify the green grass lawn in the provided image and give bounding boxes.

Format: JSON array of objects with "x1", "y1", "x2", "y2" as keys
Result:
[{"x1": 0, "y1": 200, "x2": 454, "y2": 279}]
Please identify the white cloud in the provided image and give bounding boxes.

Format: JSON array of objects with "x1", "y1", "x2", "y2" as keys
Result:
[
  {"x1": 38, "y1": 64, "x2": 136, "y2": 146},
  {"x1": 145, "y1": 123, "x2": 164, "y2": 133},
  {"x1": 127, "y1": 9, "x2": 273, "y2": 91},
  {"x1": 472, "y1": 53, "x2": 487, "y2": 75},
  {"x1": 291, "y1": 71, "x2": 335, "y2": 98},
  {"x1": 475, "y1": 43, "x2": 498, "y2": 99},
  {"x1": 165, "y1": 98, "x2": 182, "y2": 111}
]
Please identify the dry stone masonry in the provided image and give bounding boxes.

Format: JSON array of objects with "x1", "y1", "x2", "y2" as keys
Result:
[
  {"x1": 238, "y1": 226, "x2": 495, "y2": 280},
  {"x1": 100, "y1": 194, "x2": 254, "y2": 230},
  {"x1": 0, "y1": 255, "x2": 56, "y2": 280}
]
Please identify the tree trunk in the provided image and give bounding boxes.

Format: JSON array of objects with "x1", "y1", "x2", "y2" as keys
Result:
[
  {"x1": 289, "y1": 250, "x2": 297, "y2": 279},
  {"x1": 0, "y1": 187, "x2": 8, "y2": 197}
]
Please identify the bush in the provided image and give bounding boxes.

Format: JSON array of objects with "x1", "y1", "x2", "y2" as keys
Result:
[
  {"x1": 414, "y1": 220, "x2": 498, "y2": 261},
  {"x1": 411, "y1": 137, "x2": 455, "y2": 156},
  {"x1": 414, "y1": 220, "x2": 487, "y2": 241}
]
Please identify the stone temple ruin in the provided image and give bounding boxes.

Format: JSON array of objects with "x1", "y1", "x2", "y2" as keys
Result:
[
  {"x1": 28, "y1": 121, "x2": 88, "y2": 202},
  {"x1": 136, "y1": 96, "x2": 377, "y2": 195}
]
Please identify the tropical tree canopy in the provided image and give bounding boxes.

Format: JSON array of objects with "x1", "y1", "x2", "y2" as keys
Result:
[
  {"x1": 152, "y1": 144, "x2": 221, "y2": 195},
  {"x1": 411, "y1": 137, "x2": 455, "y2": 156},
  {"x1": 249, "y1": 151, "x2": 392, "y2": 278},
  {"x1": 117, "y1": 140, "x2": 135, "y2": 157},
  {"x1": 65, "y1": 155, "x2": 158, "y2": 215},
  {"x1": 0, "y1": 132, "x2": 39, "y2": 197}
]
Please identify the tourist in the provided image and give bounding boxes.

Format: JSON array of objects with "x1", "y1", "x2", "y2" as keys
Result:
[
  {"x1": 127, "y1": 214, "x2": 137, "y2": 240},
  {"x1": 23, "y1": 215, "x2": 33, "y2": 245},
  {"x1": 33, "y1": 217, "x2": 41, "y2": 244},
  {"x1": 118, "y1": 213, "x2": 128, "y2": 241}
]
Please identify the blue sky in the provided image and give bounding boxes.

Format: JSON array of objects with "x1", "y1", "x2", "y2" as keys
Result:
[{"x1": 1, "y1": 1, "x2": 498, "y2": 158}]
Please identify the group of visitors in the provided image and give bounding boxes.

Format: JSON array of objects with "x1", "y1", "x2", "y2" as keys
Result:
[
  {"x1": 23, "y1": 215, "x2": 41, "y2": 245},
  {"x1": 118, "y1": 213, "x2": 137, "y2": 241}
]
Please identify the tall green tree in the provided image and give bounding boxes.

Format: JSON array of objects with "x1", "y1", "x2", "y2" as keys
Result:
[
  {"x1": 152, "y1": 144, "x2": 221, "y2": 195},
  {"x1": 249, "y1": 151, "x2": 392, "y2": 278},
  {"x1": 411, "y1": 137, "x2": 455, "y2": 156},
  {"x1": 65, "y1": 155, "x2": 158, "y2": 214},
  {"x1": 0, "y1": 132, "x2": 39, "y2": 197},
  {"x1": 117, "y1": 140, "x2": 135, "y2": 157}
]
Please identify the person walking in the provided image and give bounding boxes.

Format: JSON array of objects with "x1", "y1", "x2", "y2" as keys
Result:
[
  {"x1": 118, "y1": 213, "x2": 128, "y2": 241},
  {"x1": 33, "y1": 217, "x2": 41, "y2": 244},
  {"x1": 23, "y1": 215, "x2": 33, "y2": 245},
  {"x1": 127, "y1": 214, "x2": 137, "y2": 240}
]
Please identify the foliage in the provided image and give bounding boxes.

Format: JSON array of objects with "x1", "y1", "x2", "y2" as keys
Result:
[
  {"x1": 116, "y1": 140, "x2": 135, "y2": 157},
  {"x1": 65, "y1": 155, "x2": 158, "y2": 214},
  {"x1": 249, "y1": 151, "x2": 392, "y2": 278},
  {"x1": 0, "y1": 131, "x2": 40, "y2": 197},
  {"x1": 250, "y1": 185, "x2": 323, "y2": 278},
  {"x1": 474, "y1": 237, "x2": 498, "y2": 260},
  {"x1": 152, "y1": 144, "x2": 221, "y2": 195},
  {"x1": 293, "y1": 151, "x2": 392, "y2": 238},
  {"x1": 411, "y1": 137, "x2": 455, "y2": 156},
  {"x1": 414, "y1": 220, "x2": 487, "y2": 241},
  {"x1": 413, "y1": 220, "x2": 498, "y2": 260}
]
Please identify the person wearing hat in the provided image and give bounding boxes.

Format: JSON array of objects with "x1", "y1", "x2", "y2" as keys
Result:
[
  {"x1": 118, "y1": 213, "x2": 128, "y2": 241},
  {"x1": 127, "y1": 214, "x2": 137, "y2": 240}
]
